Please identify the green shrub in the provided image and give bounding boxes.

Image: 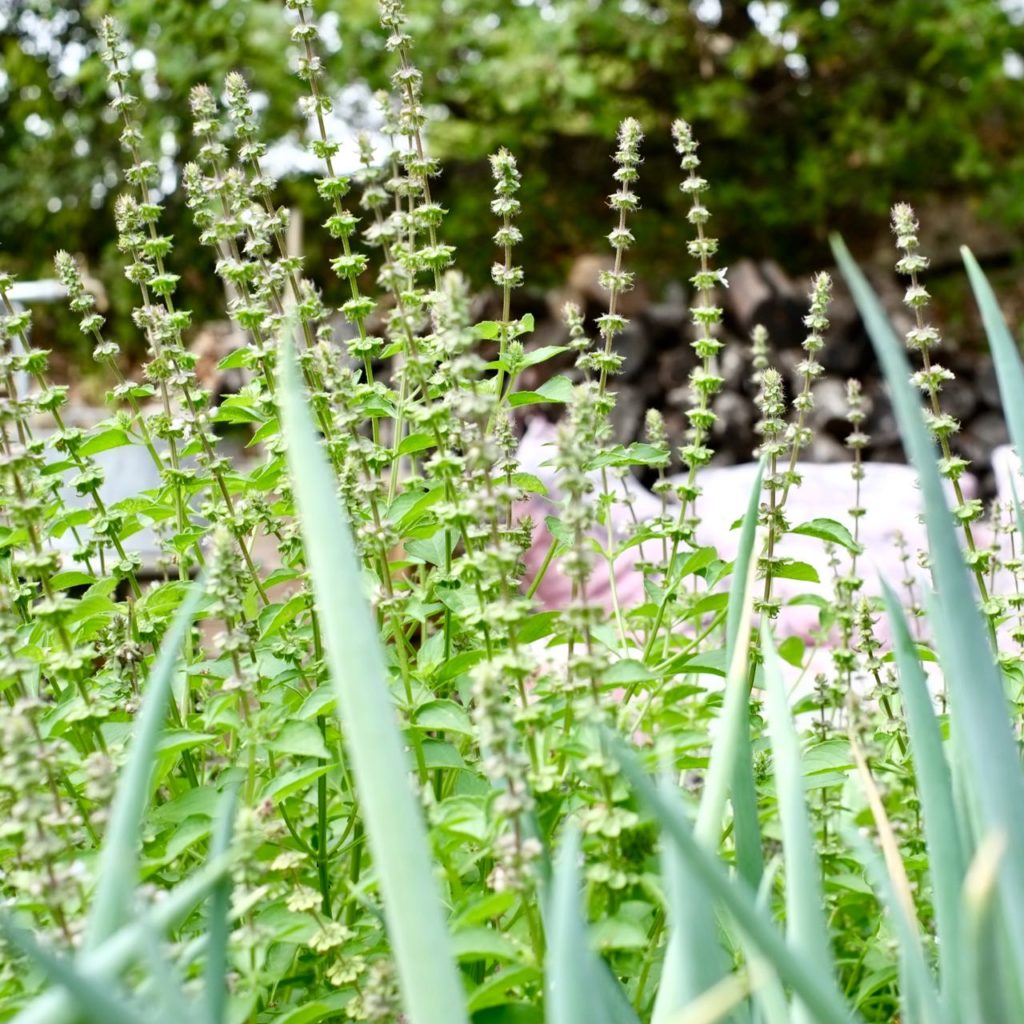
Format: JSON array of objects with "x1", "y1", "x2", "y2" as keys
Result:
[{"x1": 2, "y1": 4, "x2": 1024, "y2": 1023}]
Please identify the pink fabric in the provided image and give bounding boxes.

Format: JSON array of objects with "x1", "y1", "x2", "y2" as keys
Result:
[{"x1": 518, "y1": 418, "x2": 985, "y2": 640}]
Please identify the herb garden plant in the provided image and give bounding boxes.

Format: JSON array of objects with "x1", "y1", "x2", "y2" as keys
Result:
[{"x1": 2, "y1": 3, "x2": 1024, "y2": 1024}]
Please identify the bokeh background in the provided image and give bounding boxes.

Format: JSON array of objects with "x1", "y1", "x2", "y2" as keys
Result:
[{"x1": 2, "y1": 0, "x2": 1024, "y2": 364}]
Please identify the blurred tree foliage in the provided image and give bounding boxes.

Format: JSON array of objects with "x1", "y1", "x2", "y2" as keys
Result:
[{"x1": 2, "y1": 0, "x2": 1023, "y2": 352}]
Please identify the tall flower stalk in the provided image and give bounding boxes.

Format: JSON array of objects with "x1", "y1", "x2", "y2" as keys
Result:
[{"x1": 891, "y1": 204, "x2": 992, "y2": 611}]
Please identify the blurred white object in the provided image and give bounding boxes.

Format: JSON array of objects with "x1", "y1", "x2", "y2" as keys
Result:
[{"x1": 993, "y1": 445, "x2": 1022, "y2": 507}]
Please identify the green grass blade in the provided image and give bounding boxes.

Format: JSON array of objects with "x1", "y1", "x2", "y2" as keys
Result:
[
  {"x1": 724, "y1": 459, "x2": 766, "y2": 891},
  {"x1": 546, "y1": 826, "x2": 638, "y2": 1024},
  {"x1": 961, "y1": 247, "x2": 1024, "y2": 457},
  {"x1": 743, "y1": 860, "x2": 791, "y2": 1024},
  {"x1": 760, "y1": 624, "x2": 834, "y2": 1023},
  {"x1": 204, "y1": 783, "x2": 240, "y2": 1024},
  {"x1": 726, "y1": 458, "x2": 766, "y2": 660},
  {"x1": 833, "y1": 235, "x2": 1024, "y2": 977},
  {"x1": 665, "y1": 971, "x2": 755, "y2": 1024},
  {"x1": 0, "y1": 914, "x2": 149, "y2": 1024},
  {"x1": 12, "y1": 855, "x2": 232, "y2": 1024},
  {"x1": 546, "y1": 826, "x2": 591, "y2": 1024},
  {"x1": 85, "y1": 580, "x2": 204, "y2": 950},
  {"x1": 842, "y1": 828, "x2": 943, "y2": 1024},
  {"x1": 697, "y1": 461, "x2": 763, "y2": 848},
  {"x1": 139, "y1": 927, "x2": 194, "y2": 1024},
  {"x1": 958, "y1": 834, "x2": 1023, "y2": 1024},
  {"x1": 881, "y1": 580, "x2": 964, "y2": 1007},
  {"x1": 654, "y1": 778, "x2": 731, "y2": 1024},
  {"x1": 610, "y1": 736, "x2": 858, "y2": 1024},
  {"x1": 548, "y1": 823, "x2": 602, "y2": 1024},
  {"x1": 655, "y1": 467, "x2": 764, "y2": 1023},
  {"x1": 279, "y1": 338, "x2": 469, "y2": 1024}
]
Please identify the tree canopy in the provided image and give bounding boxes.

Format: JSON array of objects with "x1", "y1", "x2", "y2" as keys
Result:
[{"x1": 2, "y1": 0, "x2": 1023, "y2": 339}]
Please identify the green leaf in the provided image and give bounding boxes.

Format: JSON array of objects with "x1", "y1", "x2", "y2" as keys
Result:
[
  {"x1": 726, "y1": 459, "x2": 764, "y2": 664},
  {"x1": 467, "y1": 965, "x2": 542, "y2": 1013},
  {"x1": 519, "y1": 344, "x2": 568, "y2": 368},
  {"x1": 672, "y1": 546, "x2": 719, "y2": 579},
  {"x1": 270, "y1": 721, "x2": 332, "y2": 760},
  {"x1": 212, "y1": 396, "x2": 262, "y2": 424},
  {"x1": 406, "y1": 527, "x2": 456, "y2": 567},
  {"x1": 149, "y1": 785, "x2": 221, "y2": 826},
  {"x1": 84, "y1": 580, "x2": 204, "y2": 950},
  {"x1": 216, "y1": 347, "x2": 248, "y2": 370},
  {"x1": 473, "y1": 1006, "x2": 543, "y2": 1024},
  {"x1": 778, "y1": 635, "x2": 805, "y2": 668},
  {"x1": 422, "y1": 739, "x2": 466, "y2": 771},
  {"x1": 772, "y1": 559, "x2": 820, "y2": 583},
  {"x1": 397, "y1": 432, "x2": 437, "y2": 456},
  {"x1": 50, "y1": 570, "x2": 97, "y2": 590},
  {"x1": 248, "y1": 417, "x2": 280, "y2": 447},
  {"x1": 475, "y1": 320, "x2": 501, "y2": 339},
  {"x1": 508, "y1": 375, "x2": 574, "y2": 407},
  {"x1": 591, "y1": 916, "x2": 648, "y2": 952},
  {"x1": 259, "y1": 594, "x2": 307, "y2": 639},
  {"x1": 414, "y1": 699, "x2": 474, "y2": 736},
  {"x1": 791, "y1": 517, "x2": 863, "y2": 554},
  {"x1": 155, "y1": 730, "x2": 215, "y2": 756},
  {"x1": 279, "y1": 335, "x2": 469, "y2": 1024},
  {"x1": 517, "y1": 611, "x2": 559, "y2": 644},
  {"x1": 510, "y1": 472, "x2": 547, "y2": 495},
  {"x1": 274, "y1": 998, "x2": 353, "y2": 1024},
  {"x1": 260, "y1": 764, "x2": 330, "y2": 803},
  {"x1": 603, "y1": 659, "x2": 654, "y2": 686},
  {"x1": 451, "y1": 927, "x2": 524, "y2": 963},
  {"x1": 721, "y1": 458, "x2": 765, "y2": 888},
  {"x1": 79, "y1": 426, "x2": 132, "y2": 457}
]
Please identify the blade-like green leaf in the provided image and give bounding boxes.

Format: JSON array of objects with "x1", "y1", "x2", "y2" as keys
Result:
[
  {"x1": 139, "y1": 926, "x2": 194, "y2": 1024},
  {"x1": 0, "y1": 915, "x2": 149, "y2": 1024},
  {"x1": 665, "y1": 971, "x2": 755, "y2": 1024},
  {"x1": 548, "y1": 827, "x2": 598, "y2": 1024},
  {"x1": 842, "y1": 828, "x2": 943, "y2": 1024},
  {"x1": 724, "y1": 459, "x2": 766, "y2": 892},
  {"x1": 961, "y1": 247, "x2": 1024, "y2": 457},
  {"x1": 958, "y1": 834, "x2": 1022, "y2": 1024},
  {"x1": 761, "y1": 624, "x2": 834, "y2": 1024},
  {"x1": 833, "y1": 235, "x2": 1024, "y2": 979},
  {"x1": 743, "y1": 861, "x2": 791, "y2": 1024},
  {"x1": 12, "y1": 855, "x2": 233, "y2": 1024},
  {"x1": 726, "y1": 459, "x2": 765, "y2": 662},
  {"x1": 279, "y1": 337, "x2": 469, "y2": 1024},
  {"x1": 546, "y1": 827, "x2": 638, "y2": 1024},
  {"x1": 611, "y1": 736, "x2": 858, "y2": 1024},
  {"x1": 654, "y1": 465, "x2": 764, "y2": 1023},
  {"x1": 546, "y1": 827, "x2": 589, "y2": 1024},
  {"x1": 881, "y1": 580, "x2": 964, "y2": 1005},
  {"x1": 85, "y1": 580, "x2": 204, "y2": 950},
  {"x1": 204, "y1": 784, "x2": 240, "y2": 1024},
  {"x1": 654, "y1": 778, "x2": 732, "y2": 1024}
]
